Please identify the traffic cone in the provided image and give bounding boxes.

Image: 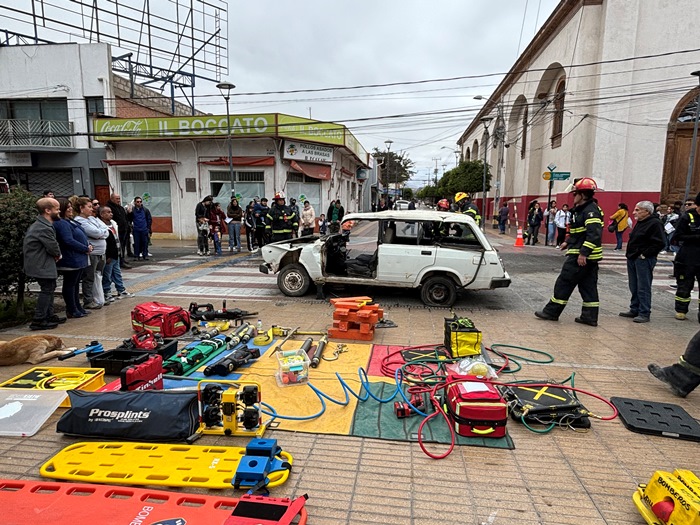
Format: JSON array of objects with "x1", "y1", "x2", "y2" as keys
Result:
[{"x1": 514, "y1": 227, "x2": 525, "y2": 247}]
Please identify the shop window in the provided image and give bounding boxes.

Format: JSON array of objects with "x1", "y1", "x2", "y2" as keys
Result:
[
  {"x1": 286, "y1": 172, "x2": 321, "y2": 216},
  {"x1": 120, "y1": 171, "x2": 172, "y2": 217},
  {"x1": 551, "y1": 79, "x2": 566, "y2": 149},
  {"x1": 210, "y1": 170, "x2": 265, "y2": 205}
]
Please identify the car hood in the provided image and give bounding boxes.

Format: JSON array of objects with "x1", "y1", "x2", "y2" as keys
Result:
[{"x1": 261, "y1": 235, "x2": 319, "y2": 266}]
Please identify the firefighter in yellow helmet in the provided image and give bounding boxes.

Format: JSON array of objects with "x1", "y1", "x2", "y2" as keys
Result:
[
  {"x1": 535, "y1": 177, "x2": 603, "y2": 326},
  {"x1": 454, "y1": 192, "x2": 481, "y2": 224}
]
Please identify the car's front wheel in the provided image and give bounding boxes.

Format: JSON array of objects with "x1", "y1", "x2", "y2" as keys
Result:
[
  {"x1": 277, "y1": 263, "x2": 311, "y2": 297},
  {"x1": 420, "y1": 276, "x2": 457, "y2": 307}
]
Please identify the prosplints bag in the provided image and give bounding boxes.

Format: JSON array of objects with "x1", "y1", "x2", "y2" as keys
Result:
[
  {"x1": 444, "y1": 316, "x2": 482, "y2": 357},
  {"x1": 131, "y1": 301, "x2": 191, "y2": 337},
  {"x1": 57, "y1": 390, "x2": 199, "y2": 441}
]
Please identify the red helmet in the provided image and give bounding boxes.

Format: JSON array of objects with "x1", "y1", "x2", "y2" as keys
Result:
[
  {"x1": 568, "y1": 177, "x2": 597, "y2": 193},
  {"x1": 437, "y1": 199, "x2": 450, "y2": 211},
  {"x1": 274, "y1": 191, "x2": 286, "y2": 200}
]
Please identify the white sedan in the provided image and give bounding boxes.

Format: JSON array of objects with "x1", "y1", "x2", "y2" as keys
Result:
[{"x1": 259, "y1": 210, "x2": 511, "y2": 307}]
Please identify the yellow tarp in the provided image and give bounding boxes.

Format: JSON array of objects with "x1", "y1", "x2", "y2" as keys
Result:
[{"x1": 240, "y1": 341, "x2": 372, "y2": 434}]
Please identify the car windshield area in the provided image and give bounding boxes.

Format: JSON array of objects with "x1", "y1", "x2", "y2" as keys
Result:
[{"x1": 323, "y1": 220, "x2": 379, "y2": 276}]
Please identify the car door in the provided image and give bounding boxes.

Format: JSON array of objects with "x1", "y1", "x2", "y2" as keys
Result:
[
  {"x1": 433, "y1": 220, "x2": 484, "y2": 285},
  {"x1": 375, "y1": 220, "x2": 436, "y2": 284}
]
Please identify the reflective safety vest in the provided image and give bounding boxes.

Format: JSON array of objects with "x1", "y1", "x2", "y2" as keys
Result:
[
  {"x1": 564, "y1": 199, "x2": 603, "y2": 260},
  {"x1": 266, "y1": 204, "x2": 298, "y2": 234}
]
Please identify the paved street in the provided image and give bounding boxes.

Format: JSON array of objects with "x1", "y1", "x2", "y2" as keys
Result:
[{"x1": 0, "y1": 231, "x2": 699, "y2": 525}]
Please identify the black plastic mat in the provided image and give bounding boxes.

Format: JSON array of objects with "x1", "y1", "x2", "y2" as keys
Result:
[{"x1": 611, "y1": 396, "x2": 700, "y2": 442}]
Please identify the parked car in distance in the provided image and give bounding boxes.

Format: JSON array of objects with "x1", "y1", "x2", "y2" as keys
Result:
[
  {"x1": 259, "y1": 209, "x2": 511, "y2": 307},
  {"x1": 393, "y1": 199, "x2": 410, "y2": 210}
]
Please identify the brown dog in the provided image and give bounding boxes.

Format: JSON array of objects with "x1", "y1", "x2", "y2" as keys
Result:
[{"x1": 0, "y1": 335, "x2": 72, "y2": 366}]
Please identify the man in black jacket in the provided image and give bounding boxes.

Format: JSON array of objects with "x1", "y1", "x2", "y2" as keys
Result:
[
  {"x1": 619, "y1": 200, "x2": 665, "y2": 323},
  {"x1": 673, "y1": 193, "x2": 700, "y2": 322},
  {"x1": 107, "y1": 194, "x2": 132, "y2": 268}
]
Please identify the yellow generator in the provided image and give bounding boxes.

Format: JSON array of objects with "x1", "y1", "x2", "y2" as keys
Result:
[{"x1": 633, "y1": 469, "x2": 700, "y2": 525}]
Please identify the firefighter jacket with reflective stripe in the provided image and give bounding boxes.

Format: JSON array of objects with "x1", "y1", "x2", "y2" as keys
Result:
[
  {"x1": 675, "y1": 209, "x2": 700, "y2": 265},
  {"x1": 564, "y1": 199, "x2": 603, "y2": 260},
  {"x1": 266, "y1": 204, "x2": 298, "y2": 234}
]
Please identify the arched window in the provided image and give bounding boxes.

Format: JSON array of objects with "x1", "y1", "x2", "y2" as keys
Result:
[
  {"x1": 472, "y1": 140, "x2": 479, "y2": 161},
  {"x1": 551, "y1": 78, "x2": 566, "y2": 148},
  {"x1": 465, "y1": 147, "x2": 471, "y2": 161},
  {"x1": 521, "y1": 105, "x2": 529, "y2": 159}
]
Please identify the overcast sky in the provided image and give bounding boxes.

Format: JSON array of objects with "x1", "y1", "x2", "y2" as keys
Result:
[
  {"x1": 220, "y1": 0, "x2": 561, "y2": 186},
  {"x1": 3, "y1": 0, "x2": 561, "y2": 187}
]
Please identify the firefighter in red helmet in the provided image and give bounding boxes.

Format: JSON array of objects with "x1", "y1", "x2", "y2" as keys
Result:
[
  {"x1": 535, "y1": 177, "x2": 603, "y2": 326},
  {"x1": 436, "y1": 199, "x2": 451, "y2": 211}
]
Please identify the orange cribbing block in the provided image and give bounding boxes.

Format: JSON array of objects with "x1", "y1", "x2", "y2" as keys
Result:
[
  {"x1": 328, "y1": 326, "x2": 375, "y2": 341},
  {"x1": 333, "y1": 311, "x2": 380, "y2": 325},
  {"x1": 330, "y1": 296, "x2": 373, "y2": 306}
]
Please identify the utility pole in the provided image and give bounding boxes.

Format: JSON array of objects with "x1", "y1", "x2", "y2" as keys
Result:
[
  {"x1": 493, "y1": 108, "x2": 506, "y2": 229},
  {"x1": 432, "y1": 157, "x2": 440, "y2": 186}
]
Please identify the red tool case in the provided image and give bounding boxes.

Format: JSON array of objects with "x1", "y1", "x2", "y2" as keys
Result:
[{"x1": 445, "y1": 380, "x2": 508, "y2": 438}]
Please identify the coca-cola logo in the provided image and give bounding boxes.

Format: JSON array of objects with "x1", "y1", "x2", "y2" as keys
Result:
[{"x1": 99, "y1": 120, "x2": 145, "y2": 136}]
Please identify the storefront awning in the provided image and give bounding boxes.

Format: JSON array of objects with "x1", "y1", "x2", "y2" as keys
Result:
[
  {"x1": 103, "y1": 159, "x2": 176, "y2": 166},
  {"x1": 200, "y1": 156, "x2": 275, "y2": 167},
  {"x1": 290, "y1": 160, "x2": 331, "y2": 180}
]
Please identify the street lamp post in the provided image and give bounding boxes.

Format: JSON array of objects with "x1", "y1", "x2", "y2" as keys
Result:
[
  {"x1": 480, "y1": 117, "x2": 493, "y2": 231},
  {"x1": 684, "y1": 71, "x2": 700, "y2": 202},
  {"x1": 384, "y1": 139, "x2": 393, "y2": 201},
  {"x1": 216, "y1": 81, "x2": 236, "y2": 197}
]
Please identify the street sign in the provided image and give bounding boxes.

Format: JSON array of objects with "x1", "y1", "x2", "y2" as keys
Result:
[
  {"x1": 542, "y1": 171, "x2": 552, "y2": 181},
  {"x1": 550, "y1": 172, "x2": 571, "y2": 180}
]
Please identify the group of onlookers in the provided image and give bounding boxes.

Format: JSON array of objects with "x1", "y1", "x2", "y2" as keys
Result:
[
  {"x1": 195, "y1": 194, "x2": 336, "y2": 254},
  {"x1": 23, "y1": 192, "x2": 137, "y2": 331}
]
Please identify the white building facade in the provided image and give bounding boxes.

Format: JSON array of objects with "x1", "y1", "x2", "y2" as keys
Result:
[
  {"x1": 458, "y1": 0, "x2": 700, "y2": 236},
  {"x1": 0, "y1": 43, "x2": 114, "y2": 196},
  {"x1": 94, "y1": 114, "x2": 370, "y2": 239}
]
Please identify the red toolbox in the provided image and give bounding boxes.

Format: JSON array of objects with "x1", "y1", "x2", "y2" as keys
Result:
[{"x1": 445, "y1": 380, "x2": 508, "y2": 438}]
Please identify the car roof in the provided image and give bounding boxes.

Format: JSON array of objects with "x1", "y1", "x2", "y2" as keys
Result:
[{"x1": 343, "y1": 209, "x2": 478, "y2": 225}]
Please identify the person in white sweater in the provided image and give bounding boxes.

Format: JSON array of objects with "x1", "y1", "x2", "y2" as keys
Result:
[
  {"x1": 73, "y1": 196, "x2": 109, "y2": 309},
  {"x1": 300, "y1": 200, "x2": 316, "y2": 236}
]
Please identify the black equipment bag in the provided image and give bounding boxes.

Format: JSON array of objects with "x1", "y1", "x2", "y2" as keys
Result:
[
  {"x1": 57, "y1": 390, "x2": 199, "y2": 441},
  {"x1": 499, "y1": 382, "x2": 591, "y2": 429}
]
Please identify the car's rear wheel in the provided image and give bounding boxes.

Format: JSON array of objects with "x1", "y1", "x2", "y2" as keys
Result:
[
  {"x1": 420, "y1": 276, "x2": 457, "y2": 307},
  {"x1": 277, "y1": 263, "x2": 311, "y2": 297}
]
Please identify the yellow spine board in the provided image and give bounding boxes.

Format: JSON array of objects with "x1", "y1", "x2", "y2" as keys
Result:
[
  {"x1": 634, "y1": 470, "x2": 700, "y2": 525},
  {"x1": 40, "y1": 442, "x2": 292, "y2": 490}
]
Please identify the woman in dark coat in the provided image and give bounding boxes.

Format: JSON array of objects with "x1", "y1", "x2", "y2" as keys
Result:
[
  {"x1": 54, "y1": 198, "x2": 92, "y2": 317},
  {"x1": 526, "y1": 201, "x2": 544, "y2": 245}
]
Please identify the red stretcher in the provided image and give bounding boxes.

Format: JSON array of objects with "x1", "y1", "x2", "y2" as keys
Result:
[{"x1": 0, "y1": 479, "x2": 308, "y2": 525}]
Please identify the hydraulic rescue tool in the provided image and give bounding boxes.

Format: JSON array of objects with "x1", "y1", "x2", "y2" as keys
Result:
[
  {"x1": 310, "y1": 335, "x2": 328, "y2": 368},
  {"x1": 204, "y1": 346, "x2": 261, "y2": 377},
  {"x1": 189, "y1": 300, "x2": 258, "y2": 322},
  {"x1": 57, "y1": 341, "x2": 103, "y2": 361}
]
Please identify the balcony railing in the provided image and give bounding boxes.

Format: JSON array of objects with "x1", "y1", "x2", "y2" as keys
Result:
[{"x1": 0, "y1": 119, "x2": 74, "y2": 148}]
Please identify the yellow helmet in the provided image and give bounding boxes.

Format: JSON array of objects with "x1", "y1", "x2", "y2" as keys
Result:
[{"x1": 455, "y1": 192, "x2": 468, "y2": 203}]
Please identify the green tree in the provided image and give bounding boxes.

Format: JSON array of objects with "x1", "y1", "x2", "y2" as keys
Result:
[
  {"x1": 0, "y1": 188, "x2": 40, "y2": 314},
  {"x1": 443, "y1": 160, "x2": 491, "y2": 197},
  {"x1": 402, "y1": 187, "x2": 414, "y2": 200},
  {"x1": 373, "y1": 148, "x2": 415, "y2": 192}
]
